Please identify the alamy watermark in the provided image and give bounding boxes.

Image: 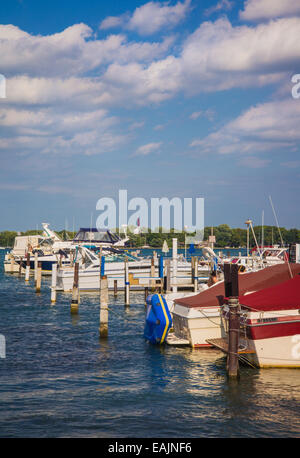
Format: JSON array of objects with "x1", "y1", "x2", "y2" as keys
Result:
[
  {"x1": 291, "y1": 334, "x2": 300, "y2": 360},
  {"x1": 291, "y1": 74, "x2": 300, "y2": 99},
  {"x1": 96, "y1": 190, "x2": 204, "y2": 244},
  {"x1": 0, "y1": 74, "x2": 6, "y2": 99},
  {"x1": 0, "y1": 334, "x2": 5, "y2": 358}
]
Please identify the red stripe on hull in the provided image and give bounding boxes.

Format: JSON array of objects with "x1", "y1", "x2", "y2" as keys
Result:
[{"x1": 247, "y1": 321, "x2": 300, "y2": 340}]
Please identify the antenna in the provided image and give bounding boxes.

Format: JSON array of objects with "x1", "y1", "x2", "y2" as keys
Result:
[
  {"x1": 90, "y1": 212, "x2": 93, "y2": 241},
  {"x1": 269, "y1": 196, "x2": 284, "y2": 247},
  {"x1": 261, "y1": 210, "x2": 264, "y2": 251}
]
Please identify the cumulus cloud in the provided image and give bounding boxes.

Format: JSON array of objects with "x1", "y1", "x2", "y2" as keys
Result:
[
  {"x1": 190, "y1": 98, "x2": 300, "y2": 156},
  {"x1": 240, "y1": 0, "x2": 300, "y2": 21},
  {"x1": 0, "y1": 23, "x2": 174, "y2": 78},
  {"x1": 99, "y1": 0, "x2": 191, "y2": 36},
  {"x1": 2, "y1": 10, "x2": 300, "y2": 163}
]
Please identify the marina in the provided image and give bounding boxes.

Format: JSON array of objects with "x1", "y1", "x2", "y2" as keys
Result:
[
  {"x1": 1, "y1": 230, "x2": 300, "y2": 438},
  {"x1": 1, "y1": 248, "x2": 300, "y2": 438},
  {"x1": 1, "y1": 0, "x2": 300, "y2": 443}
]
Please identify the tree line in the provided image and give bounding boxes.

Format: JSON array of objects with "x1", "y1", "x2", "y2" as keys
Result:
[{"x1": 1, "y1": 225, "x2": 299, "y2": 248}]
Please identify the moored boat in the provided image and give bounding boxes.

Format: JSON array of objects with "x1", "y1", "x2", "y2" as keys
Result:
[
  {"x1": 223, "y1": 275, "x2": 300, "y2": 368},
  {"x1": 170, "y1": 263, "x2": 300, "y2": 348}
]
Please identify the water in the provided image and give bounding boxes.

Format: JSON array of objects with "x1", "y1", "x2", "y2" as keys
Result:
[{"x1": 0, "y1": 250, "x2": 299, "y2": 438}]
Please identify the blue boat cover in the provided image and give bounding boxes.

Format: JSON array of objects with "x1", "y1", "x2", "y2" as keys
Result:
[{"x1": 144, "y1": 294, "x2": 172, "y2": 345}]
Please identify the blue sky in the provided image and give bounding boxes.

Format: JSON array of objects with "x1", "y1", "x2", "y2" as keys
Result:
[{"x1": 0, "y1": 0, "x2": 300, "y2": 231}]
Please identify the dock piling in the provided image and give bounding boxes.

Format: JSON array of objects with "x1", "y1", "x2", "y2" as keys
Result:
[
  {"x1": 34, "y1": 252, "x2": 38, "y2": 283},
  {"x1": 124, "y1": 257, "x2": 130, "y2": 306},
  {"x1": 151, "y1": 257, "x2": 155, "y2": 292},
  {"x1": 36, "y1": 261, "x2": 42, "y2": 293},
  {"x1": 99, "y1": 275, "x2": 108, "y2": 338},
  {"x1": 194, "y1": 256, "x2": 198, "y2": 292},
  {"x1": 114, "y1": 279, "x2": 118, "y2": 297},
  {"x1": 172, "y1": 238, "x2": 178, "y2": 292},
  {"x1": 227, "y1": 297, "x2": 240, "y2": 378},
  {"x1": 25, "y1": 253, "x2": 30, "y2": 282},
  {"x1": 71, "y1": 262, "x2": 79, "y2": 314},
  {"x1": 224, "y1": 263, "x2": 240, "y2": 378},
  {"x1": 51, "y1": 263, "x2": 57, "y2": 303}
]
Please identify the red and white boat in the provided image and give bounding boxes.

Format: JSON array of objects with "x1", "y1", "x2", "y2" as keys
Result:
[
  {"x1": 170, "y1": 263, "x2": 300, "y2": 348},
  {"x1": 225, "y1": 275, "x2": 300, "y2": 368}
]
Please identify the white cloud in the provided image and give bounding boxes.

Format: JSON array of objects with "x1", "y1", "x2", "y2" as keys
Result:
[
  {"x1": 127, "y1": 0, "x2": 191, "y2": 35},
  {"x1": 99, "y1": 14, "x2": 129, "y2": 31},
  {"x1": 99, "y1": 0, "x2": 191, "y2": 36},
  {"x1": 190, "y1": 110, "x2": 215, "y2": 120},
  {"x1": 190, "y1": 111, "x2": 202, "y2": 120},
  {"x1": 190, "y1": 98, "x2": 300, "y2": 156},
  {"x1": 134, "y1": 142, "x2": 162, "y2": 156},
  {"x1": 0, "y1": 23, "x2": 174, "y2": 78},
  {"x1": 240, "y1": 0, "x2": 300, "y2": 21},
  {"x1": 204, "y1": 0, "x2": 233, "y2": 17}
]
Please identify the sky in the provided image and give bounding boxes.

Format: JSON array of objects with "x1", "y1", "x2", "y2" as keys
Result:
[{"x1": 0, "y1": 0, "x2": 300, "y2": 232}]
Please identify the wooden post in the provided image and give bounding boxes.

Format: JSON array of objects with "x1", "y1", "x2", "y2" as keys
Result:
[
  {"x1": 51, "y1": 263, "x2": 57, "y2": 303},
  {"x1": 98, "y1": 247, "x2": 103, "y2": 289},
  {"x1": 224, "y1": 263, "x2": 240, "y2": 378},
  {"x1": 99, "y1": 275, "x2": 108, "y2": 338},
  {"x1": 71, "y1": 262, "x2": 79, "y2": 314},
  {"x1": 25, "y1": 253, "x2": 30, "y2": 282},
  {"x1": 194, "y1": 256, "x2": 198, "y2": 292},
  {"x1": 191, "y1": 256, "x2": 195, "y2": 285},
  {"x1": 34, "y1": 251, "x2": 38, "y2": 283},
  {"x1": 172, "y1": 238, "x2": 178, "y2": 292},
  {"x1": 10, "y1": 256, "x2": 15, "y2": 273},
  {"x1": 18, "y1": 257, "x2": 22, "y2": 275},
  {"x1": 124, "y1": 257, "x2": 130, "y2": 306},
  {"x1": 226, "y1": 297, "x2": 240, "y2": 378},
  {"x1": 159, "y1": 256, "x2": 164, "y2": 293},
  {"x1": 36, "y1": 261, "x2": 42, "y2": 293},
  {"x1": 144, "y1": 286, "x2": 149, "y2": 303},
  {"x1": 114, "y1": 279, "x2": 118, "y2": 297},
  {"x1": 164, "y1": 258, "x2": 171, "y2": 293},
  {"x1": 151, "y1": 256, "x2": 155, "y2": 292}
]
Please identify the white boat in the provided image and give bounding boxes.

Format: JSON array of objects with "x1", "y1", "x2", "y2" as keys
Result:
[
  {"x1": 4, "y1": 224, "x2": 130, "y2": 275},
  {"x1": 170, "y1": 263, "x2": 300, "y2": 348},
  {"x1": 56, "y1": 246, "x2": 211, "y2": 292},
  {"x1": 222, "y1": 274, "x2": 300, "y2": 368}
]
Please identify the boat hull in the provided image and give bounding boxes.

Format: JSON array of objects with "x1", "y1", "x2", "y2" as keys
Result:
[
  {"x1": 172, "y1": 304, "x2": 225, "y2": 348},
  {"x1": 239, "y1": 315, "x2": 300, "y2": 368}
]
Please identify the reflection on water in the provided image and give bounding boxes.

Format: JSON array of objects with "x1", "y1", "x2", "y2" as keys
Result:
[{"x1": 0, "y1": 251, "x2": 299, "y2": 438}]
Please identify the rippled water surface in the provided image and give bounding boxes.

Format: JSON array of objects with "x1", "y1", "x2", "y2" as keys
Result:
[{"x1": 0, "y1": 251, "x2": 299, "y2": 438}]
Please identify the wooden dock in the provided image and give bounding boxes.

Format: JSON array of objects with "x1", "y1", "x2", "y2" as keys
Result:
[{"x1": 206, "y1": 338, "x2": 256, "y2": 355}]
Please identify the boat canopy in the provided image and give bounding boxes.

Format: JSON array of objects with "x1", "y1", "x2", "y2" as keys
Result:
[
  {"x1": 239, "y1": 275, "x2": 300, "y2": 312},
  {"x1": 73, "y1": 228, "x2": 121, "y2": 244},
  {"x1": 174, "y1": 263, "x2": 300, "y2": 309}
]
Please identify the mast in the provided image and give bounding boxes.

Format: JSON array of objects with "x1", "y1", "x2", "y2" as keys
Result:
[{"x1": 269, "y1": 196, "x2": 284, "y2": 247}]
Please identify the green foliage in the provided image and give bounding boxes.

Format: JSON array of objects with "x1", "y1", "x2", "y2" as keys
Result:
[
  {"x1": 0, "y1": 231, "x2": 18, "y2": 247},
  {"x1": 1, "y1": 226, "x2": 299, "y2": 248}
]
